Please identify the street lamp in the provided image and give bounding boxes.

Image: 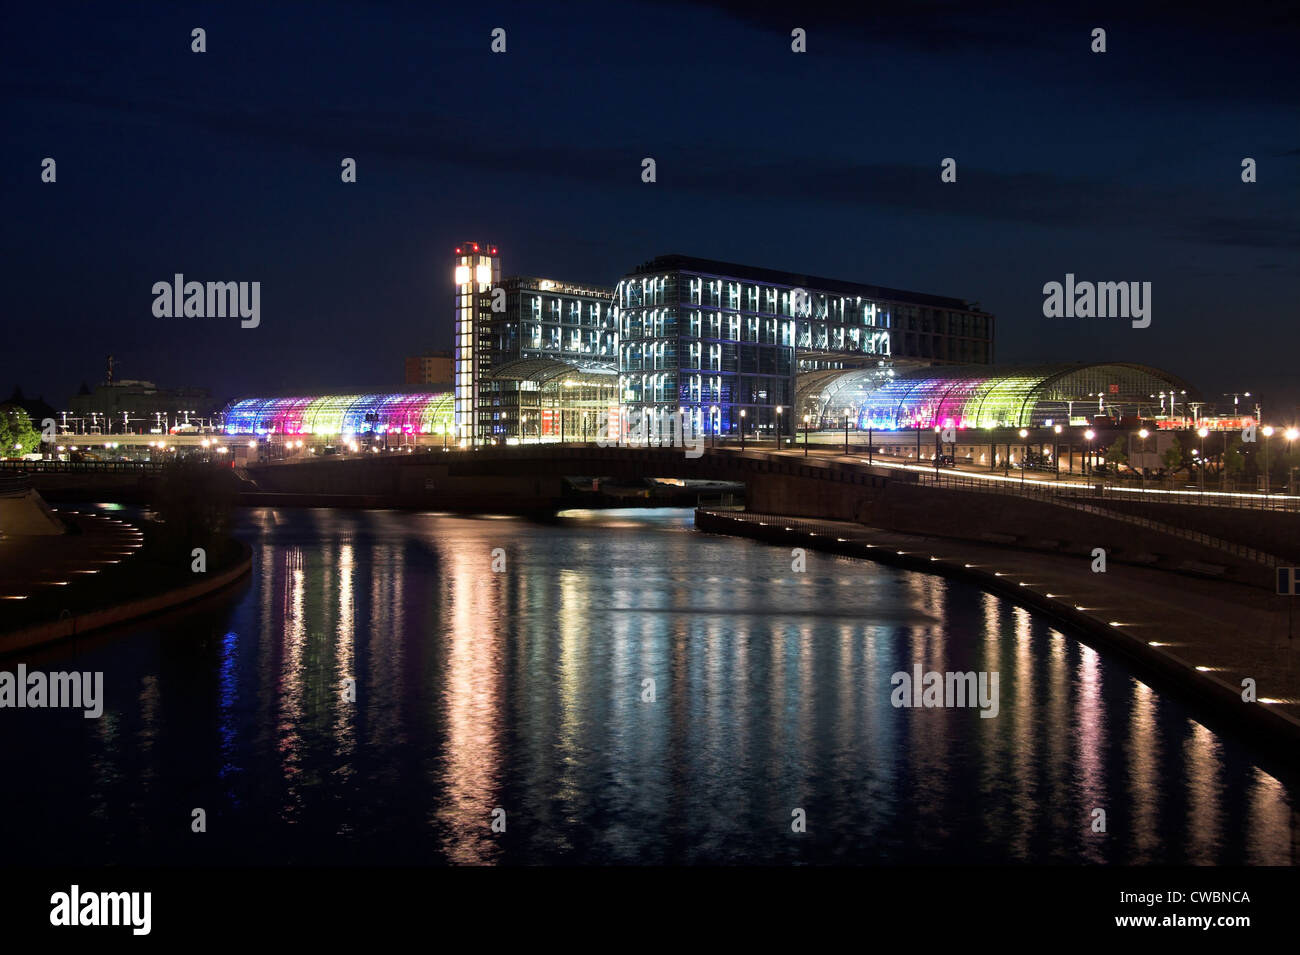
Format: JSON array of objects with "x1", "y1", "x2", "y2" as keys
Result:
[
  {"x1": 844, "y1": 408, "x2": 852, "y2": 456},
  {"x1": 1197, "y1": 426, "x2": 1209, "y2": 493},
  {"x1": 740, "y1": 409, "x2": 747, "y2": 451},
  {"x1": 1262, "y1": 425, "x2": 1274, "y2": 496},
  {"x1": 710, "y1": 405, "x2": 719, "y2": 449},
  {"x1": 1017, "y1": 428, "x2": 1029, "y2": 483},
  {"x1": 1084, "y1": 429, "x2": 1095, "y2": 477},
  {"x1": 1287, "y1": 428, "x2": 1299, "y2": 495},
  {"x1": 803, "y1": 413, "x2": 810, "y2": 457},
  {"x1": 1052, "y1": 423, "x2": 1063, "y2": 478},
  {"x1": 775, "y1": 406, "x2": 783, "y2": 448},
  {"x1": 1137, "y1": 428, "x2": 1150, "y2": 488}
]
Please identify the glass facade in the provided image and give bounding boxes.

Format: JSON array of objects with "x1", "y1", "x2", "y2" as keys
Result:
[
  {"x1": 478, "y1": 277, "x2": 616, "y2": 440},
  {"x1": 613, "y1": 255, "x2": 994, "y2": 437},
  {"x1": 840, "y1": 363, "x2": 1195, "y2": 430},
  {"x1": 453, "y1": 242, "x2": 500, "y2": 444},
  {"x1": 222, "y1": 392, "x2": 454, "y2": 437}
]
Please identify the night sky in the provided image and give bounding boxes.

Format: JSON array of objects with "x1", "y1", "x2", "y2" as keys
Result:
[{"x1": 2, "y1": 1, "x2": 1297, "y2": 417}]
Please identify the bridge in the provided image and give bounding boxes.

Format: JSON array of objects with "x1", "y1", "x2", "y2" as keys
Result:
[
  {"x1": 228, "y1": 444, "x2": 1296, "y2": 585},
  {"x1": 8, "y1": 444, "x2": 1298, "y2": 587}
]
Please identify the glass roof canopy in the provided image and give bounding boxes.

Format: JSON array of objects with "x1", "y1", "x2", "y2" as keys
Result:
[
  {"x1": 222, "y1": 392, "x2": 454, "y2": 436},
  {"x1": 810, "y1": 362, "x2": 1195, "y2": 430}
]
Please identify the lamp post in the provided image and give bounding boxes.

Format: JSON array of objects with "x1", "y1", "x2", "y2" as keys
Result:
[
  {"x1": 740, "y1": 409, "x2": 747, "y2": 451},
  {"x1": 933, "y1": 425, "x2": 941, "y2": 476},
  {"x1": 1084, "y1": 429, "x2": 1095, "y2": 478},
  {"x1": 1198, "y1": 426, "x2": 1209, "y2": 494},
  {"x1": 1286, "y1": 428, "x2": 1299, "y2": 495},
  {"x1": 1263, "y1": 425, "x2": 1274, "y2": 497},
  {"x1": 711, "y1": 405, "x2": 719, "y2": 449},
  {"x1": 1053, "y1": 424, "x2": 1062, "y2": 479},
  {"x1": 803, "y1": 414, "x2": 810, "y2": 457},
  {"x1": 844, "y1": 408, "x2": 852, "y2": 456},
  {"x1": 1223, "y1": 391, "x2": 1251, "y2": 422},
  {"x1": 1018, "y1": 428, "x2": 1029, "y2": 484},
  {"x1": 1138, "y1": 428, "x2": 1149, "y2": 489},
  {"x1": 868, "y1": 424, "x2": 874, "y2": 465},
  {"x1": 776, "y1": 405, "x2": 783, "y2": 449}
]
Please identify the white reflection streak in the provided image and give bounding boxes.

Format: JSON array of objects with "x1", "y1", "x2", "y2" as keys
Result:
[
  {"x1": 1184, "y1": 720, "x2": 1222, "y2": 864},
  {"x1": 1128, "y1": 681, "x2": 1158, "y2": 862},
  {"x1": 1246, "y1": 766, "x2": 1293, "y2": 865},
  {"x1": 335, "y1": 543, "x2": 355, "y2": 765},
  {"x1": 1075, "y1": 643, "x2": 1105, "y2": 860},
  {"x1": 440, "y1": 542, "x2": 502, "y2": 863},
  {"x1": 1009, "y1": 604, "x2": 1033, "y2": 860}
]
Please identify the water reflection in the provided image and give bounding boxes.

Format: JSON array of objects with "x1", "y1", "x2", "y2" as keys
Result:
[{"x1": 0, "y1": 505, "x2": 1293, "y2": 865}]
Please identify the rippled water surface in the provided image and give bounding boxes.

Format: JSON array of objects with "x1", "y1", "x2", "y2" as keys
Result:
[{"x1": 2, "y1": 506, "x2": 1295, "y2": 865}]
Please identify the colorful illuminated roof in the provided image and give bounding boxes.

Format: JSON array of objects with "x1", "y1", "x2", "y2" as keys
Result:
[
  {"x1": 819, "y1": 363, "x2": 1195, "y2": 430},
  {"x1": 221, "y1": 392, "x2": 453, "y2": 436}
]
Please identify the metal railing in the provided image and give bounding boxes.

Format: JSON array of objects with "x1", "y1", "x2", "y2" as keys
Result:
[
  {"x1": 867, "y1": 454, "x2": 1300, "y2": 513},
  {"x1": 896, "y1": 468, "x2": 1282, "y2": 567},
  {"x1": 0, "y1": 460, "x2": 166, "y2": 472}
]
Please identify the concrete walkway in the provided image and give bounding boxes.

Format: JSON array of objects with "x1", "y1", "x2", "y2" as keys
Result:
[
  {"x1": 697, "y1": 509, "x2": 1300, "y2": 752},
  {"x1": 0, "y1": 509, "x2": 144, "y2": 609}
]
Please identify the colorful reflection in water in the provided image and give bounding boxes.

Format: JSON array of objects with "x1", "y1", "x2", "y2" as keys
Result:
[{"x1": 1, "y1": 507, "x2": 1294, "y2": 864}]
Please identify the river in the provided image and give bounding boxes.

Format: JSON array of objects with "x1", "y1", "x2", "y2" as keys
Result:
[{"x1": 1, "y1": 505, "x2": 1294, "y2": 865}]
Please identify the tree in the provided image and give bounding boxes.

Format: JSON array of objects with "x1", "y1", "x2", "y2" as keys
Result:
[
  {"x1": 1223, "y1": 434, "x2": 1246, "y2": 477},
  {"x1": 0, "y1": 404, "x2": 40, "y2": 457},
  {"x1": 1162, "y1": 436, "x2": 1186, "y2": 474},
  {"x1": 1105, "y1": 437, "x2": 1128, "y2": 469}
]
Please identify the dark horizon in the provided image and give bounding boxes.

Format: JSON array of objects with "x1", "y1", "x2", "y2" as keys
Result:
[{"x1": 2, "y1": 1, "x2": 1297, "y2": 417}]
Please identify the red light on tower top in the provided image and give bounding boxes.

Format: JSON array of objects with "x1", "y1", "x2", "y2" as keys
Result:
[
  {"x1": 491, "y1": 247, "x2": 497, "y2": 254},
  {"x1": 472, "y1": 243, "x2": 479, "y2": 251},
  {"x1": 455, "y1": 247, "x2": 461, "y2": 254}
]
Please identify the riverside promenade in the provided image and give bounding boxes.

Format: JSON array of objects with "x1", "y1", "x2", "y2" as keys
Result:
[
  {"x1": 0, "y1": 505, "x2": 250, "y2": 654},
  {"x1": 696, "y1": 508, "x2": 1300, "y2": 756}
]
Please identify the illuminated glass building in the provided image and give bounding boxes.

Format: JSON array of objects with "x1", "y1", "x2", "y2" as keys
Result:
[
  {"x1": 479, "y1": 276, "x2": 616, "y2": 441},
  {"x1": 222, "y1": 392, "x2": 454, "y2": 438},
  {"x1": 453, "y1": 241, "x2": 501, "y2": 444},
  {"x1": 805, "y1": 362, "x2": 1196, "y2": 431},
  {"x1": 613, "y1": 254, "x2": 994, "y2": 438},
  {"x1": 452, "y1": 244, "x2": 615, "y2": 443}
]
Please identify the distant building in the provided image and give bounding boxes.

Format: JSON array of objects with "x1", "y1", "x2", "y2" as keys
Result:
[
  {"x1": 3, "y1": 388, "x2": 58, "y2": 427},
  {"x1": 65, "y1": 379, "x2": 217, "y2": 433},
  {"x1": 404, "y1": 350, "x2": 453, "y2": 389}
]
